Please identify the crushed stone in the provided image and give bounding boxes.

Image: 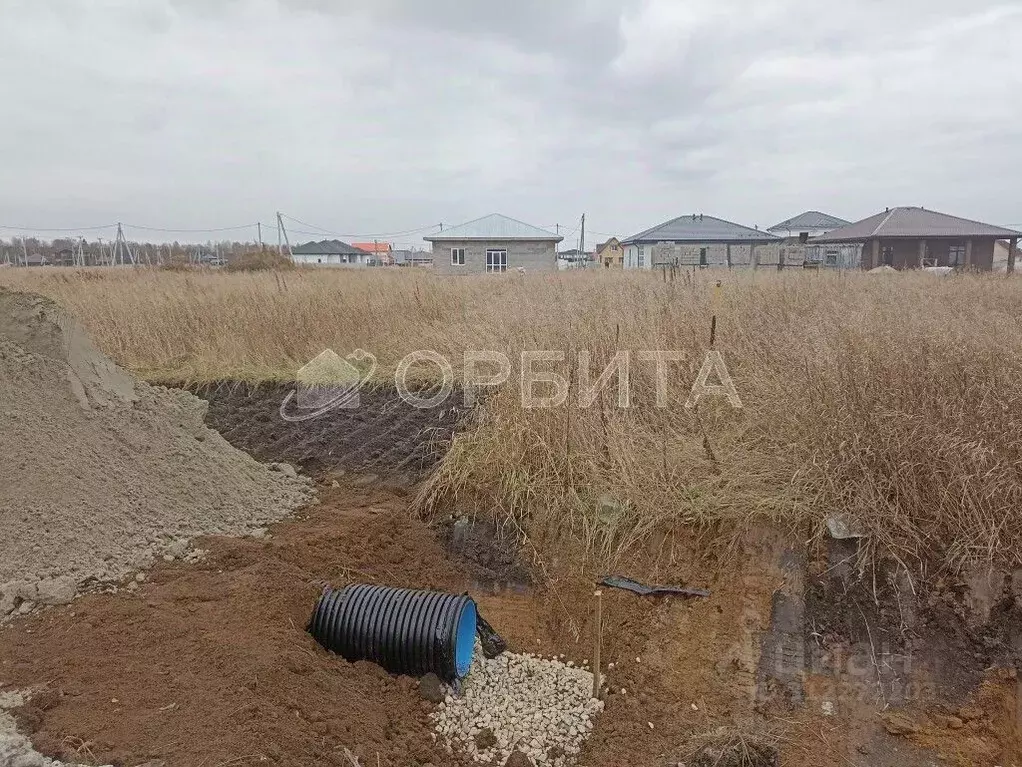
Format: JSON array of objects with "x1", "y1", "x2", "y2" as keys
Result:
[
  {"x1": 431, "y1": 644, "x2": 604, "y2": 766},
  {"x1": 0, "y1": 289, "x2": 315, "y2": 618}
]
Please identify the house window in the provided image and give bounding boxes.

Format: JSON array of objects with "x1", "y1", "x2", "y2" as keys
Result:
[
  {"x1": 699, "y1": 248, "x2": 708, "y2": 267},
  {"x1": 485, "y1": 249, "x2": 507, "y2": 273},
  {"x1": 451, "y1": 247, "x2": 465, "y2": 266},
  {"x1": 948, "y1": 245, "x2": 965, "y2": 266},
  {"x1": 882, "y1": 246, "x2": 894, "y2": 266},
  {"x1": 825, "y1": 249, "x2": 839, "y2": 266},
  {"x1": 637, "y1": 253, "x2": 645, "y2": 268}
]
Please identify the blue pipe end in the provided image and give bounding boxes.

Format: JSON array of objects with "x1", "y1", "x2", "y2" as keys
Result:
[{"x1": 454, "y1": 600, "x2": 477, "y2": 677}]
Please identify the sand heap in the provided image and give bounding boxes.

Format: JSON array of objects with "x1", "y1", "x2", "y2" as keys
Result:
[{"x1": 0, "y1": 289, "x2": 315, "y2": 616}]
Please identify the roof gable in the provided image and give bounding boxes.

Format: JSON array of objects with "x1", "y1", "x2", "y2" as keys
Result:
[
  {"x1": 623, "y1": 214, "x2": 779, "y2": 244},
  {"x1": 814, "y1": 207, "x2": 1022, "y2": 243},
  {"x1": 424, "y1": 213, "x2": 562, "y2": 242},
  {"x1": 768, "y1": 211, "x2": 850, "y2": 233}
]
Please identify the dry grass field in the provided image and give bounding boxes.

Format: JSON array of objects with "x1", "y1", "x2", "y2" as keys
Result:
[{"x1": 4, "y1": 266, "x2": 1022, "y2": 580}]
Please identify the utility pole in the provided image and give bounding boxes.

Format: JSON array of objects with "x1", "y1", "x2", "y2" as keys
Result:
[
  {"x1": 257, "y1": 221, "x2": 263, "y2": 251},
  {"x1": 113, "y1": 223, "x2": 135, "y2": 266},
  {"x1": 276, "y1": 212, "x2": 293, "y2": 259},
  {"x1": 20, "y1": 237, "x2": 28, "y2": 267},
  {"x1": 579, "y1": 213, "x2": 585, "y2": 269}
]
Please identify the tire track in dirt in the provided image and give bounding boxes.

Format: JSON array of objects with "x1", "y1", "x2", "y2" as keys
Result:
[{"x1": 191, "y1": 383, "x2": 468, "y2": 481}]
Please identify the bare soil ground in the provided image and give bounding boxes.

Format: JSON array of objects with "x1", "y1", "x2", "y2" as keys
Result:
[
  {"x1": 192, "y1": 382, "x2": 468, "y2": 483},
  {"x1": 0, "y1": 479, "x2": 945, "y2": 767},
  {"x1": 0, "y1": 485, "x2": 535, "y2": 767},
  {"x1": 3, "y1": 374, "x2": 1020, "y2": 767}
]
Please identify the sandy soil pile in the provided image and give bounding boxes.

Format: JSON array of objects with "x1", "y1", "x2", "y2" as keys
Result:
[{"x1": 0, "y1": 289, "x2": 314, "y2": 615}]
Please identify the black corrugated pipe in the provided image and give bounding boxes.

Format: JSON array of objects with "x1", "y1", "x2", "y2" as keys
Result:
[{"x1": 308, "y1": 584, "x2": 477, "y2": 683}]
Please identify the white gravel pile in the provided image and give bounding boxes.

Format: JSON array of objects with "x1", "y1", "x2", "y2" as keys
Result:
[
  {"x1": 431, "y1": 648, "x2": 604, "y2": 766},
  {"x1": 0, "y1": 690, "x2": 111, "y2": 767}
]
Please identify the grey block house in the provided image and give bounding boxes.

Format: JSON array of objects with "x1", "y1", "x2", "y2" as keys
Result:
[
  {"x1": 621, "y1": 214, "x2": 783, "y2": 270},
  {"x1": 425, "y1": 214, "x2": 563, "y2": 275},
  {"x1": 768, "y1": 210, "x2": 860, "y2": 269}
]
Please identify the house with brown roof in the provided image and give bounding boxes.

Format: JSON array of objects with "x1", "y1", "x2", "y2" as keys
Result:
[
  {"x1": 596, "y1": 237, "x2": 624, "y2": 268},
  {"x1": 813, "y1": 207, "x2": 1022, "y2": 271}
]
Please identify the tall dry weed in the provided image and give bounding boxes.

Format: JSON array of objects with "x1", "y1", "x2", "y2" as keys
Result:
[{"x1": 4, "y1": 266, "x2": 1022, "y2": 578}]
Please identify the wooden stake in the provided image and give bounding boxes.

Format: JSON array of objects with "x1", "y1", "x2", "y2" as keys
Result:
[{"x1": 592, "y1": 589, "x2": 603, "y2": 699}]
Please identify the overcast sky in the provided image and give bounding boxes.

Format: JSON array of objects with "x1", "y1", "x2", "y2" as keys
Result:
[{"x1": 2, "y1": 0, "x2": 1021, "y2": 247}]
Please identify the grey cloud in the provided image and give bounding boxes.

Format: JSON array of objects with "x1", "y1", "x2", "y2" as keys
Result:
[{"x1": 0, "y1": 0, "x2": 1020, "y2": 244}]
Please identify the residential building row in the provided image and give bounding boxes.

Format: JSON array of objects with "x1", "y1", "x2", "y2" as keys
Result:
[{"x1": 290, "y1": 207, "x2": 1022, "y2": 275}]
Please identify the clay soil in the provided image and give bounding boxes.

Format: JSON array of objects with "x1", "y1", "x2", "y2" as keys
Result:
[
  {"x1": 4, "y1": 478, "x2": 1014, "y2": 767},
  {"x1": 0, "y1": 480, "x2": 853, "y2": 767},
  {"x1": 0, "y1": 484, "x2": 568, "y2": 767}
]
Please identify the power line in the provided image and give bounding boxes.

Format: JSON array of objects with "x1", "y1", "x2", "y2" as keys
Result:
[
  {"x1": 0, "y1": 223, "x2": 116, "y2": 232},
  {"x1": 278, "y1": 214, "x2": 334, "y2": 235},
  {"x1": 279, "y1": 213, "x2": 441, "y2": 240},
  {"x1": 123, "y1": 222, "x2": 260, "y2": 234},
  {"x1": 285, "y1": 226, "x2": 342, "y2": 238}
]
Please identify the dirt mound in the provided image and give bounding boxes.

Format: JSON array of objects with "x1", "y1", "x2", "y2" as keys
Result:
[
  {"x1": 0, "y1": 289, "x2": 315, "y2": 614},
  {"x1": 0, "y1": 486, "x2": 548, "y2": 767},
  {"x1": 194, "y1": 382, "x2": 467, "y2": 481}
]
